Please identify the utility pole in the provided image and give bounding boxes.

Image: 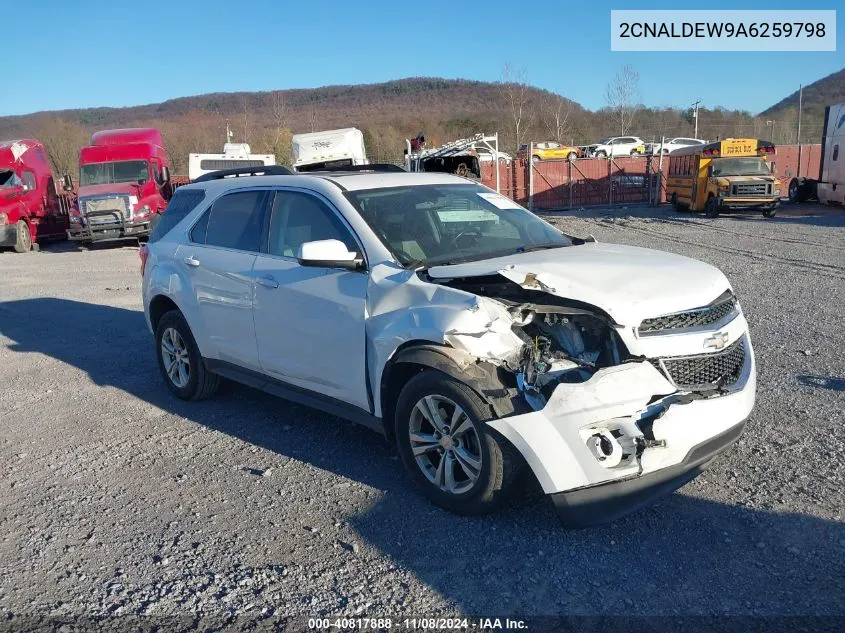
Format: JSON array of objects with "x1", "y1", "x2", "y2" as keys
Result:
[
  {"x1": 797, "y1": 84, "x2": 803, "y2": 144},
  {"x1": 797, "y1": 84, "x2": 804, "y2": 176},
  {"x1": 692, "y1": 99, "x2": 701, "y2": 138},
  {"x1": 766, "y1": 120, "x2": 776, "y2": 143}
]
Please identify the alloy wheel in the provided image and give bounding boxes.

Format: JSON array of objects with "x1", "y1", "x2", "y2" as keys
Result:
[
  {"x1": 160, "y1": 327, "x2": 191, "y2": 388},
  {"x1": 408, "y1": 394, "x2": 483, "y2": 495}
]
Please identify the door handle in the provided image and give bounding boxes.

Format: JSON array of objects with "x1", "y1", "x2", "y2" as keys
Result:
[
  {"x1": 255, "y1": 275, "x2": 279, "y2": 289},
  {"x1": 183, "y1": 255, "x2": 200, "y2": 268}
]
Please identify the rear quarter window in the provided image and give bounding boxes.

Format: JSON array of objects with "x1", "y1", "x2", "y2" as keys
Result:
[{"x1": 149, "y1": 189, "x2": 206, "y2": 243}]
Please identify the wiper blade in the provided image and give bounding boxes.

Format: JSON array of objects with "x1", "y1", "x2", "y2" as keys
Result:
[{"x1": 515, "y1": 243, "x2": 566, "y2": 254}]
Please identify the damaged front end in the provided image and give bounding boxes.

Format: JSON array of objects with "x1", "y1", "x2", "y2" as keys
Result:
[
  {"x1": 419, "y1": 268, "x2": 755, "y2": 527},
  {"x1": 435, "y1": 272, "x2": 632, "y2": 410}
]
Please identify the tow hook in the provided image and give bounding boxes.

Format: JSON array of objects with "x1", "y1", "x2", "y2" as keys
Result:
[{"x1": 636, "y1": 437, "x2": 667, "y2": 450}]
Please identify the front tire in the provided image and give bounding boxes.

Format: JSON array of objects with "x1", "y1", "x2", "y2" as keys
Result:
[
  {"x1": 13, "y1": 220, "x2": 31, "y2": 253},
  {"x1": 155, "y1": 310, "x2": 220, "y2": 400},
  {"x1": 704, "y1": 196, "x2": 720, "y2": 218},
  {"x1": 395, "y1": 370, "x2": 521, "y2": 515}
]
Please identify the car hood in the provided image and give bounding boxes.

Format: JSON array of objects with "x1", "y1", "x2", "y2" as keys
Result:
[{"x1": 426, "y1": 242, "x2": 731, "y2": 326}]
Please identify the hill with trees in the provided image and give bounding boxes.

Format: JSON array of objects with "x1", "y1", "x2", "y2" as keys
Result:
[
  {"x1": 1, "y1": 72, "x2": 835, "y2": 176},
  {"x1": 761, "y1": 67, "x2": 845, "y2": 141}
]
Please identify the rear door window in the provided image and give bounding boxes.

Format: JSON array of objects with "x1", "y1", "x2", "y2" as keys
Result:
[{"x1": 149, "y1": 188, "x2": 206, "y2": 243}]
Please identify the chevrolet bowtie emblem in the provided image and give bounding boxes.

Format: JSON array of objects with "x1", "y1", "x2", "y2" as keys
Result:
[{"x1": 704, "y1": 332, "x2": 729, "y2": 351}]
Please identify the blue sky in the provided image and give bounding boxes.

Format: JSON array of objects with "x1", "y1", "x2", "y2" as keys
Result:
[{"x1": 4, "y1": 0, "x2": 842, "y2": 117}]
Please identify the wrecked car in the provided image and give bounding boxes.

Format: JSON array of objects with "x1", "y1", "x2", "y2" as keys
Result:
[{"x1": 142, "y1": 166, "x2": 755, "y2": 527}]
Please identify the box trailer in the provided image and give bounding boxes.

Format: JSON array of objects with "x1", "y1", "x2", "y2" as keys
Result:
[
  {"x1": 188, "y1": 143, "x2": 275, "y2": 181},
  {"x1": 790, "y1": 104, "x2": 845, "y2": 204},
  {"x1": 292, "y1": 128, "x2": 367, "y2": 172}
]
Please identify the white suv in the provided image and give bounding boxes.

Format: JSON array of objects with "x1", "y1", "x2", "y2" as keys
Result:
[
  {"x1": 142, "y1": 166, "x2": 755, "y2": 527},
  {"x1": 591, "y1": 136, "x2": 646, "y2": 157}
]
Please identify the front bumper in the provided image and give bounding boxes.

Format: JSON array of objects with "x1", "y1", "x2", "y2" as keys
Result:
[
  {"x1": 487, "y1": 334, "x2": 756, "y2": 526},
  {"x1": 551, "y1": 420, "x2": 745, "y2": 527},
  {"x1": 68, "y1": 213, "x2": 152, "y2": 243},
  {"x1": 0, "y1": 224, "x2": 17, "y2": 247},
  {"x1": 718, "y1": 197, "x2": 779, "y2": 210}
]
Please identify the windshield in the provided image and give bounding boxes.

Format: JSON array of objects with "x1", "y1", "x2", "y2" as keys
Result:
[
  {"x1": 0, "y1": 170, "x2": 23, "y2": 188},
  {"x1": 346, "y1": 184, "x2": 572, "y2": 268},
  {"x1": 711, "y1": 157, "x2": 772, "y2": 177},
  {"x1": 80, "y1": 160, "x2": 149, "y2": 186},
  {"x1": 597, "y1": 138, "x2": 611, "y2": 144}
]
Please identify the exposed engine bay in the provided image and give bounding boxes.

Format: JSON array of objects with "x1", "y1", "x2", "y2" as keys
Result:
[{"x1": 432, "y1": 273, "x2": 629, "y2": 409}]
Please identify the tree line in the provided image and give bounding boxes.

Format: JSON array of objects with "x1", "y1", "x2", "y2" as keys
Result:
[{"x1": 16, "y1": 70, "x2": 825, "y2": 178}]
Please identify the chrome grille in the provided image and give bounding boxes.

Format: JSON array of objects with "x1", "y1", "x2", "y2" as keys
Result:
[
  {"x1": 731, "y1": 183, "x2": 770, "y2": 196},
  {"x1": 638, "y1": 291, "x2": 737, "y2": 335},
  {"x1": 650, "y1": 338, "x2": 746, "y2": 392},
  {"x1": 80, "y1": 196, "x2": 131, "y2": 224}
]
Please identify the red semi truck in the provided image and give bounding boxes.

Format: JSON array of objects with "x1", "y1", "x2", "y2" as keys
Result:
[
  {"x1": 67, "y1": 128, "x2": 172, "y2": 247},
  {"x1": 0, "y1": 139, "x2": 69, "y2": 253}
]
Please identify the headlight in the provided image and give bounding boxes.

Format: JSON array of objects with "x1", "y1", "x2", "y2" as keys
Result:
[
  {"x1": 136, "y1": 205, "x2": 152, "y2": 217},
  {"x1": 0, "y1": 213, "x2": 7, "y2": 226},
  {"x1": 774, "y1": 189, "x2": 781, "y2": 196}
]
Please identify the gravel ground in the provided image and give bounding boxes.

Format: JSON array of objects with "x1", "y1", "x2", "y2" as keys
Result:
[{"x1": 0, "y1": 202, "x2": 843, "y2": 627}]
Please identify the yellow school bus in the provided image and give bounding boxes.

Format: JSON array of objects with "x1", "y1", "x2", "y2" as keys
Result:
[{"x1": 666, "y1": 138, "x2": 781, "y2": 218}]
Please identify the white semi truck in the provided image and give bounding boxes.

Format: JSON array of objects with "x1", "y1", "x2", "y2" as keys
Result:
[
  {"x1": 791, "y1": 104, "x2": 845, "y2": 204},
  {"x1": 292, "y1": 128, "x2": 368, "y2": 172},
  {"x1": 188, "y1": 143, "x2": 275, "y2": 181}
]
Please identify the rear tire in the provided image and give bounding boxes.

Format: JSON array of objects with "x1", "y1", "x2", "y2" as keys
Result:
[
  {"x1": 595, "y1": 151, "x2": 607, "y2": 158},
  {"x1": 13, "y1": 220, "x2": 31, "y2": 253},
  {"x1": 394, "y1": 370, "x2": 521, "y2": 515},
  {"x1": 531, "y1": 155, "x2": 540, "y2": 163},
  {"x1": 567, "y1": 152, "x2": 577, "y2": 160},
  {"x1": 155, "y1": 310, "x2": 220, "y2": 401},
  {"x1": 670, "y1": 192, "x2": 679, "y2": 211}
]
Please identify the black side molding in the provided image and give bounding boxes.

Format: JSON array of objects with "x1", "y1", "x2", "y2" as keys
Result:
[{"x1": 205, "y1": 359, "x2": 383, "y2": 434}]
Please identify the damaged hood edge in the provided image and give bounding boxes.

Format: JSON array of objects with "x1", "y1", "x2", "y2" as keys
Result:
[{"x1": 426, "y1": 243, "x2": 732, "y2": 326}]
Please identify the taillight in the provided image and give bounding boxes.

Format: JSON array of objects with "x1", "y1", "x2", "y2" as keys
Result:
[{"x1": 139, "y1": 244, "x2": 149, "y2": 276}]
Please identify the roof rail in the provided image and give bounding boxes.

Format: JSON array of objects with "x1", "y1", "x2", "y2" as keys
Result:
[
  {"x1": 192, "y1": 165, "x2": 292, "y2": 183},
  {"x1": 312, "y1": 163, "x2": 406, "y2": 173}
]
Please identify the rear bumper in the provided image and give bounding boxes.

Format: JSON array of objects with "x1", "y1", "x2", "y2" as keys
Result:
[
  {"x1": 0, "y1": 224, "x2": 17, "y2": 247},
  {"x1": 67, "y1": 218, "x2": 152, "y2": 243},
  {"x1": 551, "y1": 420, "x2": 745, "y2": 528}
]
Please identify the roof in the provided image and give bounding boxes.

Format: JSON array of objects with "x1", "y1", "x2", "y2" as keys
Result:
[
  {"x1": 0, "y1": 139, "x2": 39, "y2": 165},
  {"x1": 179, "y1": 170, "x2": 471, "y2": 195}
]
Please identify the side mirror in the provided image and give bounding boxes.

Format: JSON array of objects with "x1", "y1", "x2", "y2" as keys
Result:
[
  {"x1": 707, "y1": 165, "x2": 714, "y2": 177},
  {"x1": 62, "y1": 175, "x2": 74, "y2": 191},
  {"x1": 297, "y1": 239, "x2": 363, "y2": 270},
  {"x1": 159, "y1": 165, "x2": 171, "y2": 184}
]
